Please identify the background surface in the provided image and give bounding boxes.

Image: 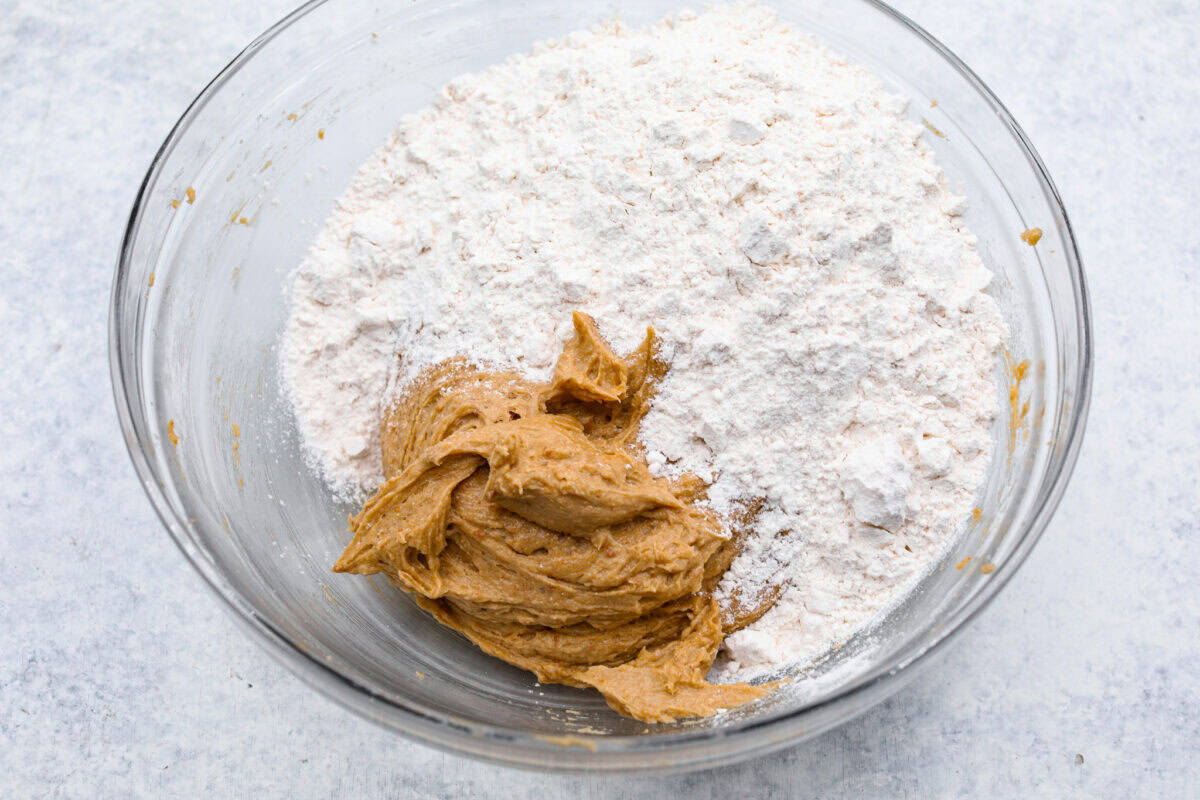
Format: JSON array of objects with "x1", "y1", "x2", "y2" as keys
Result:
[{"x1": 1, "y1": 0, "x2": 1197, "y2": 797}]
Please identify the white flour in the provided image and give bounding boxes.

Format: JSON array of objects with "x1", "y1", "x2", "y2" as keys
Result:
[{"x1": 282, "y1": 4, "x2": 1007, "y2": 679}]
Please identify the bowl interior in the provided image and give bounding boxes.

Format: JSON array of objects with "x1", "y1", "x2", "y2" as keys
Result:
[{"x1": 113, "y1": 0, "x2": 1087, "y2": 768}]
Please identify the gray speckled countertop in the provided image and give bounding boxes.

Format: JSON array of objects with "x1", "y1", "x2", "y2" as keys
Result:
[{"x1": 2, "y1": 0, "x2": 1197, "y2": 797}]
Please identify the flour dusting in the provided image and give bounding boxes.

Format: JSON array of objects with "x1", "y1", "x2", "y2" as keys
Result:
[{"x1": 282, "y1": 4, "x2": 1007, "y2": 679}]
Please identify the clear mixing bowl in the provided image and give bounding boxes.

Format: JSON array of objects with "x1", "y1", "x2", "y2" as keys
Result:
[{"x1": 110, "y1": 0, "x2": 1092, "y2": 773}]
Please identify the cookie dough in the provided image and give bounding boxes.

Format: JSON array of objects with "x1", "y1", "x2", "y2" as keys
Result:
[{"x1": 334, "y1": 313, "x2": 772, "y2": 722}]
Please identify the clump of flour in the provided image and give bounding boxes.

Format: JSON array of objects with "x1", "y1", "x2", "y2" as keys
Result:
[{"x1": 282, "y1": 4, "x2": 1007, "y2": 679}]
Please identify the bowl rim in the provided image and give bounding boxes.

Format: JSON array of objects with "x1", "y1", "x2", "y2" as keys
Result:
[{"x1": 109, "y1": 0, "x2": 1093, "y2": 772}]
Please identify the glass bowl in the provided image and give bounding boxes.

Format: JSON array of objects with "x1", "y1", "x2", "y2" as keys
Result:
[{"x1": 110, "y1": 0, "x2": 1091, "y2": 773}]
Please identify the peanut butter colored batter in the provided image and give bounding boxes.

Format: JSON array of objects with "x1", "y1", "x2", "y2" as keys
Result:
[{"x1": 334, "y1": 313, "x2": 773, "y2": 722}]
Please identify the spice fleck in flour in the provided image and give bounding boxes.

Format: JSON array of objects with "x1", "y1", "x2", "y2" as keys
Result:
[{"x1": 282, "y1": 4, "x2": 1007, "y2": 680}]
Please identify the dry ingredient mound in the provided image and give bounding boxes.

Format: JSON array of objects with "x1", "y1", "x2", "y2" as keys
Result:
[{"x1": 282, "y1": 3, "x2": 1008, "y2": 681}]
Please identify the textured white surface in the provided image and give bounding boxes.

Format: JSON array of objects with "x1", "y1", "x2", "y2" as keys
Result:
[{"x1": 1, "y1": 0, "x2": 1197, "y2": 797}]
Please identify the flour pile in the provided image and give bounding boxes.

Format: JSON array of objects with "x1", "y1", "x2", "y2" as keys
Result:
[{"x1": 282, "y1": 4, "x2": 1007, "y2": 679}]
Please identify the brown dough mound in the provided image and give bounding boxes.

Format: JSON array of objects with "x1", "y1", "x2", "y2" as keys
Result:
[{"x1": 334, "y1": 312, "x2": 773, "y2": 722}]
